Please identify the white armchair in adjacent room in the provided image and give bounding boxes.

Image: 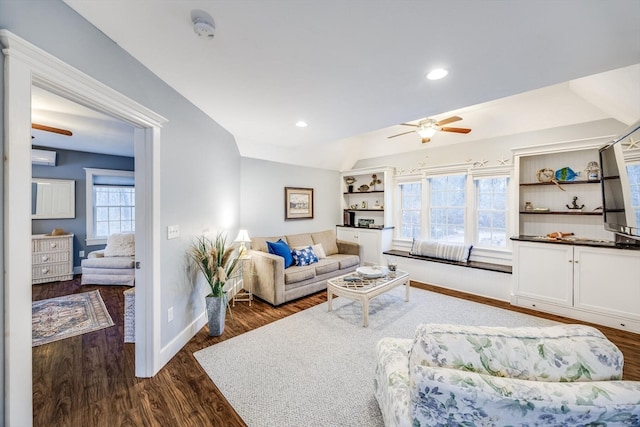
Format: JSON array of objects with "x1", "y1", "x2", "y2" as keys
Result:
[{"x1": 81, "y1": 232, "x2": 135, "y2": 286}]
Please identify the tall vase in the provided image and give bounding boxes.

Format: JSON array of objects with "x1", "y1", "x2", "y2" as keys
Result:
[{"x1": 205, "y1": 294, "x2": 226, "y2": 336}]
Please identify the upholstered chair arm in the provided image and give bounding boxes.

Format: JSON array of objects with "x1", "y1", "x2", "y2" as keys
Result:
[
  {"x1": 337, "y1": 240, "x2": 361, "y2": 258},
  {"x1": 244, "y1": 250, "x2": 285, "y2": 305},
  {"x1": 88, "y1": 249, "x2": 105, "y2": 259}
]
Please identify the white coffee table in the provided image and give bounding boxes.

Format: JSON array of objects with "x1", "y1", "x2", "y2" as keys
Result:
[{"x1": 327, "y1": 270, "x2": 410, "y2": 327}]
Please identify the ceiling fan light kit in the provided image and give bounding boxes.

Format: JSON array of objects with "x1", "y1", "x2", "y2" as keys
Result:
[
  {"x1": 388, "y1": 115, "x2": 471, "y2": 144},
  {"x1": 193, "y1": 17, "x2": 215, "y2": 39}
]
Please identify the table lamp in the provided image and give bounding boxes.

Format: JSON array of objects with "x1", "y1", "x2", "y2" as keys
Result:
[{"x1": 235, "y1": 229, "x2": 251, "y2": 258}]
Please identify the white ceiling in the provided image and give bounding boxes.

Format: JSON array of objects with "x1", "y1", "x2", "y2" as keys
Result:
[{"x1": 32, "y1": 1, "x2": 640, "y2": 169}]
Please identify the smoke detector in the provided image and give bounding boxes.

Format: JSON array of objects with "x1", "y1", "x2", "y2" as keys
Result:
[{"x1": 193, "y1": 16, "x2": 215, "y2": 39}]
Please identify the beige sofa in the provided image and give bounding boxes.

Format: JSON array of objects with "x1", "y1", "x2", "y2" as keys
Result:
[{"x1": 244, "y1": 229, "x2": 361, "y2": 305}]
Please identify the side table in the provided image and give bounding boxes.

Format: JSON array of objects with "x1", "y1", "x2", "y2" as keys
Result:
[{"x1": 232, "y1": 256, "x2": 252, "y2": 306}]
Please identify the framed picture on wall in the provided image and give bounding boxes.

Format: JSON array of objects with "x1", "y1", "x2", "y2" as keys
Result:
[{"x1": 285, "y1": 187, "x2": 314, "y2": 220}]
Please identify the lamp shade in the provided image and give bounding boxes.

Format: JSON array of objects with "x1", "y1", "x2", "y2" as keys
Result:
[{"x1": 235, "y1": 229, "x2": 251, "y2": 243}]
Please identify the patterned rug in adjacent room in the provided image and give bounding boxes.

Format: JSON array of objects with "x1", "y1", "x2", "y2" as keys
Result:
[{"x1": 32, "y1": 290, "x2": 114, "y2": 347}]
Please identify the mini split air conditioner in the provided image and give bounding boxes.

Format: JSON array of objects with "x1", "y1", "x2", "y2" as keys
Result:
[{"x1": 31, "y1": 149, "x2": 57, "y2": 166}]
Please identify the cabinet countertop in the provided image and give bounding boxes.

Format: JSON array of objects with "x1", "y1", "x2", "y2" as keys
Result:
[
  {"x1": 337, "y1": 225, "x2": 394, "y2": 230},
  {"x1": 510, "y1": 235, "x2": 640, "y2": 250}
]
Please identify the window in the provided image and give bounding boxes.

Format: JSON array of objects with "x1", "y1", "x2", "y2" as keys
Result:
[
  {"x1": 627, "y1": 163, "x2": 640, "y2": 226},
  {"x1": 399, "y1": 182, "x2": 421, "y2": 239},
  {"x1": 429, "y1": 175, "x2": 466, "y2": 242},
  {"x1": 94, "y1": 186, "x2": 135, "y2": 237},
  {"x1": 476, "y1": 177, "x2": 508, "y2": 247},
  {"x1": 85, "y1": 168, "x2": 135, "y2": 246}
]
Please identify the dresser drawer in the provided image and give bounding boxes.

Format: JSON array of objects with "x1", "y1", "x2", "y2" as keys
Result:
[
  {"x1": 32, "y1": 236, "x2": 71, "y2": 253},
  {"x1": 32, "y1": 250, "x2": 70, "y2": 266},
  {"x1": 32, "y1": 262, "x2": 73, "y2": 283}
]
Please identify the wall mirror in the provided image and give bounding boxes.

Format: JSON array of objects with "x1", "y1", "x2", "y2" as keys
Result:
[{"x1": 32, "y1": 178, "x2": 76, "y2": 219}]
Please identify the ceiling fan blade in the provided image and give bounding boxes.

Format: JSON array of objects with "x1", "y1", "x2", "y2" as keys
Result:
[
  {"x1": 32, "y1": 123, "x2": 73, "y2": 136},
  {"x1": 399, "y1": 122, "x2": 419, "y2": 127},
  {"x1": 435, "y1": 116, "x2": 462, "y2": 126},
  {"x1": 388, "y1": 130, "x2": 416, "y2": 139},
  {"x1": 421, "y1": 137, "x2": 431, "y2": 144},
  {"x1": 440, "y1": 126, "x2": 471, "y2": 134}
]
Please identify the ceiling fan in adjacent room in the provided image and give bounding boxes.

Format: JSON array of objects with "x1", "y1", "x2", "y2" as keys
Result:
[
  {"x1": 388, "y1": 115, "x2": 471, "y2": 143},
  {"x1": 31, "y1": 123, "x2": 73, "y2": 137}
]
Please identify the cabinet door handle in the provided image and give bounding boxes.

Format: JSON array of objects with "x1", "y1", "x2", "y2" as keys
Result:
[
  {"x1": 568, "y1": 260, "x2": 573, "y2": 263},
  {"x1": 42, "y1": 268, "x2": 49, "y2": 274},
  {"x1": 42, "y1": 255, "x2": 49, "y2": 262},
  {"x1": 574, "y1": 260, "x2": 579, "y2": 264},
  {"x1": 50, "y1": 243, "x2": 57, "y2": 248}
]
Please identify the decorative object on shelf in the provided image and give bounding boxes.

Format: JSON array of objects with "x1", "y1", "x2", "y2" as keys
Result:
[
  {"x1": 525, "y1": 201, "x2": 533, "y2": 211},
  {"x1": 555, "y1": 166, "x2": 579, "y2": 182},
  {"x1": 344, "y1": 176, "x2": 356, "y2": 192},
  {"x1": 536, "y1": 168, "x2": 566, "y2": 191},
  {"x1": 357, "y1": 184, "x2": 370, "y2": 192},
  {"x1": 358, "y1": 218, "x2": 374, "y2": 227},
  {"x1": 285, "y1": 187, "x2": 314, "y2": 220},
  {"x1": 361, "y1": 201, "x2": 367, "y2": 209},
  {"x1": 350, "y1": 204, "x2": 358, "y2": 209},
  {"x1": 189, "y1": 232, "x2": 241, "y2": 336},
  {"x1": 567, "y1": 196, "x2": 585, "y2": 211},
  {"x1": 370, "y1": 174, "x2": 383, "y2": 191},
  {"x1": 584, "y1": 161, "x2": 600, "y2": 181},
  {"x1": 546, "y1": 231, "x2": 574, "y2": 240}
]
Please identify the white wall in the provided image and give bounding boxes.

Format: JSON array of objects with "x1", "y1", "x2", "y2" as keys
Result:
[
  {"x1": 1, "y1": 0, "x2": 241, "y2": 406},
  {"x1": 240, "y1": 157, "x2": 341, "y2": 237}
]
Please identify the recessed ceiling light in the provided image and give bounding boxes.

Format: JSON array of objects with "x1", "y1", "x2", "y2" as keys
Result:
[
  {"x1": 296, "y1": 121, "x2": 308, "y2": 128},
  {"x1": 427, "y1": 68, "x2": 448, "y2": 80}
]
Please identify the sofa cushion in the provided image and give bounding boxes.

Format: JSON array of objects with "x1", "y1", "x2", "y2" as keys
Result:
[
  {"x1": 327, "y1": 253, "x2": 360, "y2": 269},
  {"x1": 284, "y1": 265, "x2": 316, "y2": 284},
  {"x1": 409, "y1": 324, "x2": 623, "y2": 383},
  {"x1": 311, "y1": 230, "x2": 339, "y2": 255},
  {"x1": 267, "y1": 239, "x2": 294, "y2": 268},
  {"x1": 410, "y1": 239, "x2": 472, "y2": 262},
  {"x1": 252, "y1": 236, "x2": 286, "y2": 253},
  {"x1": 286, "y1": 233, "x2": 315, "y2": 248},
  {"x1": 104, "y1": 233, "x2": 135, "y2": 257},
  {"x1": 314, "y1": 258, "x2": 339, "y2": 275},
  {"x1": 291, "y1": 246, "x2": 319, "y2": 266}
]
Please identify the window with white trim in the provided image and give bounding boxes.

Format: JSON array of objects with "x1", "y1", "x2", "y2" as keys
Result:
[
  {"x1": 475, "y1": 177, "x2": 508, "y2": 248},
  {"x1": 429, "y1": 175, "x2": 466, "y2": 243},
  {"x1": 85, "y1": 168, "x2": 135, "y2": 246},
  {"x1": 399, "y1": 182, "x2": 421, "y2": 239}
]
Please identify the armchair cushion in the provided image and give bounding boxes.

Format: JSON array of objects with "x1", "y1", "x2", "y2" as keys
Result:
[
  {"x1": 104, "y1": 232, "x2": 135, "y2": 257},
  {"x1": 409, "y1": 324, "x2": 623, "y2": 382}
]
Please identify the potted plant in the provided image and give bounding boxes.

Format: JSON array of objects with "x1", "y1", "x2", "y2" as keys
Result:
[{"x1": 189, "y1": 232, "x2": 241, "y2": 336}]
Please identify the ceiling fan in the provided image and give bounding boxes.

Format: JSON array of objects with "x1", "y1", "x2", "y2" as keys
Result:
[
  {"x1": 388, "y1": 115, "x2": 471, "y2": 143},
  {"x1": 31, "y1": 123, "x2": 73, "y2": 137}
]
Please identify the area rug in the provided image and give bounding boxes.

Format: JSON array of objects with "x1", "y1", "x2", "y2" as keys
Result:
[
  {"x1": 32, "y1": 290, "x2": 114, "y2": 347},
  {"x1": 194, "y1": 286, "x2": 558, "y2": 427}
]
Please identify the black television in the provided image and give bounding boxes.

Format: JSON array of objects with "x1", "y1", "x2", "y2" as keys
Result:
[{"x1": 598, "y1": 120, "x2": 640, "y2": 245}]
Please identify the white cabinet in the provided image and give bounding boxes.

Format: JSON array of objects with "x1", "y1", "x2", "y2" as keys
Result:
[
  {"x1": 32, "y1": 233, "x2": 74, "y2": 284},
  {"x1": 336, "y1": 226, "x2": 393, "y2": 266},
  {"x1": 512, "y1": 240, "x2": 640, "y2": 332}
]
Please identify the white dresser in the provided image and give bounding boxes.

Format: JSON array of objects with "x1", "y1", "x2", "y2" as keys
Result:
[{"x1": 32, "y1": 233, "x2": 74, "y2": 284}]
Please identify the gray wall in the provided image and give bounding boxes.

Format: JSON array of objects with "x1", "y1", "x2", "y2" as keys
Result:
[
  {"x1": 1, "y1": 0, "x2": 241, "y2": 356},
  {"x1": 31, "y1": 147, "x2": 135, "y2": 268},
  {"x1": 240, "y1": 157, "x2": 342, "y2": 238}
]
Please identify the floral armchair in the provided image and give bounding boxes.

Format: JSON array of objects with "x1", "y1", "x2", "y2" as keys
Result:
[{"x1": 374, "y1": 323, "x2": 640, "y2": 427}]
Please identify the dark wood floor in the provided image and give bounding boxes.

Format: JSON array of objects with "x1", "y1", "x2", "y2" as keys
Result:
[{"x1": 33, "y1": 277, "x2": 639, "y2": 426}]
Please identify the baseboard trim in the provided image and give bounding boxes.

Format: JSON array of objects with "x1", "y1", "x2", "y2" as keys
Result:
[{"x1": 159, "y1": 311, "x2": 207, "y2": 368}]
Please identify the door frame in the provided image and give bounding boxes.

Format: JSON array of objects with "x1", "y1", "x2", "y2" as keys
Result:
[{"x1": 1, "y1": 30, "x2": 166, "y2": 426}]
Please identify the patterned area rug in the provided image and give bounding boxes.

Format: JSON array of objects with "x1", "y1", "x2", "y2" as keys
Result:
[{"x1": 32, "y1": 290, "x2": 114, "y2": 347}]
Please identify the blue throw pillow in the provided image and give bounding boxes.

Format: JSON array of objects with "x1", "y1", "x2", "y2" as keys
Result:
[
  {"x1": 291, "y1": 246, "x2": 319, "y2": 267},
  {"x1": 267, "y1": 239, "x2": 294, "y2": 268}
]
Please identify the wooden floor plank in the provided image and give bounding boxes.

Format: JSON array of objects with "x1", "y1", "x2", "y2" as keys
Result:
[{"x1": 32, "y1": 276, "x2": 639, "y2": 426}]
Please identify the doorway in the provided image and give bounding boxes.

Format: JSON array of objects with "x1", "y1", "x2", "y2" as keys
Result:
[{"x1": 2, "y1": 30, "x2": 166, "y2": 426}]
